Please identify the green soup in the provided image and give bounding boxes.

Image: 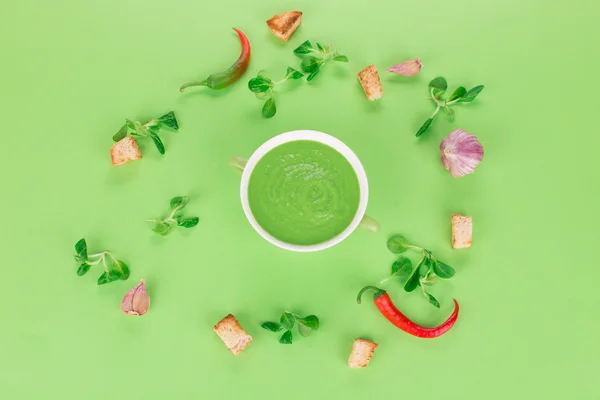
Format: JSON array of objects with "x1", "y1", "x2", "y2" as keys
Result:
[{"x1": 248, "y1": 140, "x2": 361, "y2": 245}]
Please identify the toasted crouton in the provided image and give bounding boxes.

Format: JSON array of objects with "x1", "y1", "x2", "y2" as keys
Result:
[
  {"x1": 266, "y1": 11, "x2": 302, "y2": 42},
  {"x1": 213, "y1": 314, "x2": 253, "y2": 356},
  {"x1": 348, "y1": 339, "x2": 378, "y2": 368},
  {"x1": 452, "y1": 214, "x2": 472, "y2": 249},
  {"x1": 110, "y1": 137, "x2": 142, "y2": 166},
  {"x1": 358, "y1": 65, "x2": 383, "y2": 101}
]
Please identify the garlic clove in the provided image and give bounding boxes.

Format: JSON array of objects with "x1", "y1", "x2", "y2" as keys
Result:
[
  {"x1": 387, "y1": 59, "x2": 422, "y2": 76},
  {"x1": 440, "y1": 129, "x2": 484, "y2": 178},
  {"x1": 121, "y1": 279, "x2": 150, "y2": 316}
]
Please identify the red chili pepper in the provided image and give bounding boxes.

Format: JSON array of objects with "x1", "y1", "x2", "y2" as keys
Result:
[
  {"x1": 180, "y1": 28, "x2": 251, "y2": 92},
  {"x1": 357, "y1": 286, "x2": 459, "y2": 338}
]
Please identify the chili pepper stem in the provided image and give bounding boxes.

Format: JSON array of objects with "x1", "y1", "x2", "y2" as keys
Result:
[
  {"x1": 179, "y1": 80, "x2": 209, "y2": 92},
  {"x1": 357, "y1": 286, "x2": 386, "y2": 304}
]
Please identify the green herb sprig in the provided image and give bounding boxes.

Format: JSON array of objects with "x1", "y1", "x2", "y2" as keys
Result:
[
  {"x1": 293, "y1": 40, "x2": 348, "y2": 81},
  {"x1": 261, "y1": 311, "x2": 319, "y2": 344},
  {"x1": 383, "y1": 235, "x2": 456, "y2": 308},
  {"x1": 248, "y1": 67, "x2": 304, "y2": 118},
  {"x1": 416, "y1": 77, "x2": 484, "y2": 137},
  {"x1": 146, "y1": 196, "x2": 199, "y2": 236},
  {"x1": 113, "y1": 111, "x2": 179, "y2": 154},
  {"x1": 74, "y1": 238, "x2": 130, "y2": 285}
]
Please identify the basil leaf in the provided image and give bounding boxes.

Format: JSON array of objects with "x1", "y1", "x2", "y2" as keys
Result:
[
  {"x1": 416, "y1": 118, "x2": 433, "y2": 137},
  {"x1": 404, "y1": 259, "x2": 423, "y2": 292},
  {"x1": 433, "y1": 260, "x2": 455, "y2": 279},
  {"x1": 157, "y1": 111, "x2": 179, "y2": 130},
  {"x1": 178, "y1": 217, "x2": 199, "y2": 228},
  {"x1": 148, "y1": 131, "x2": 165, "y2": 155},
  {"x1": 77, "y1": 263, "x2": 90, "y2": 276},
  {"x1": 293, "y1": 40, "x2": 314, "y2": 55},
  {"x1": 262, "y1": 98, "x2": 276, "y2": 119},
  {"x1": 113, "y1": 124, "x2": 128, "y2": 142},
  {"x1": 448, "y1": 86, "x2": 466, "y2": 102},
  {"x1": 387, "y1": 235, "x2": 410, "y2": 254},
  {"x1": 460, "y1": 85, "x2": 484, "y2": 102},
  {"x1": 300, "y1": 56, "x2": 322, "y2": 73},
  {"x1": 429, "y1": 76, "x2": 448, "y2": 92},
  {"x1": 285, "y1": 67, "x2": 304, "y2": 80},
  {"x1": 152, "y1": 222, "x2": 172, "y2": 236},
  {"x1": 298, "y1": 323, "x2": 312, "y2": 337},
  {"x1": 170, "y1": 196, "x2": 189, "y2": 210},
  {"x1": 307, "y1": 69, "x2": 320, "y2": 81},
  {"x1": 261, "y1": 322, "x2": 283, "y2": 332},
  {"x1": 296, "y1": 315, "x2": 319, "y2": 330},
  {"x1": 280, "y1": 312, "x2": 296, "y2": 330},
  {"x1": 391, "y1": 257, "x2": 413, "y2": 282},
  {"x1": 332, "y1": 55, "x2": 348, "y2": 62},
  {"x1": 117, "y1": 260, "x2": 130, "y2": 280},
  {"x1": 279, "y1": 330, "x2": 293, "y2": 344},
  {"x1": 75, "y1": 238, "x2": 88, "y2": 260},
  {"x1": 248, "y1": 76, "x2": 272, "y2": 93}
]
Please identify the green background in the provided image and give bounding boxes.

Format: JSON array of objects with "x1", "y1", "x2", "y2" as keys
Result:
[{"x1": 1, "y1": 0, "x2": 598, "y2": 398}]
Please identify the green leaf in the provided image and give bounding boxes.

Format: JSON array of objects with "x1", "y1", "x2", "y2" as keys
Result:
[
  {"x1": 148, "y1": 131, "x2": 165, "y2": 155},
  {"x1": 97, "y1": 270, "x2": 121, "y2": 285},
  {"x1": 316, "y1": 42, "x2": 325, "y2": 51},
  {"x1": 117, "y1": 260, "x2": 130, "y2": 280},
  {"x1": 387, "y1": 235, "x2": 410, "y2": 254},
  {"x1": 427, "y1": 293, "x2": 440, "y2": 308},
  {"x1": 307, "y1": 69, "x2": 320, "y2": 81},
  {"x1": 113, "y1": 124, "x2": 128, "y2": 142},
  {"x1": 293, "y1": 40, "x2": 314, "y2": 55},
  {"x1": 390, "y1": 257, "x2": 413, "y2": 282},
  {"x1": 296, "y1": 315, "x2": 319, "y2": 330},
  {"x1": 76, "y1": 263, "x2": 90, "y2": 276},
  {"x1": 280, "y1": 312, "x2": 296, "y2": 330},
  {"x1": 300, "y1": 56, "x2": 322, "y2": 73},
  {"x1": 285, "y1": 67, "x2": 304, "y2": 80},
  {"x1": 332, "y1": 55, "x2": 348, "y2": 62},
  {"x1": 433, "y1": 260, "x2": 456, "y2": 279},
  {"x1": 416, "y1": 118, "x2": 434, "y2": 137},
  {"x1": 126, "y1": 119, "x2": 136, "y2": 131},
  {"x1": 429, "y1": 76, "x2": 448, "y2": 92},
  {"x1": 404, "y1": 259, "x2": 423, "y2": 292},
  {"x1": 157, "y1": 111, "x2": 179, "y2": 130},
  {"x1": 261, "y1": 322, "x2": 283, "y2": 332},
  {"x1": 448, "y1": 86, "x2": 467, "y2": 102},
  {"x1": 75, "y1": 238, "x2": 87, "y2": 260},
  {"x1": 170, "y1": 196, "x2": 189, "y2": 210},
  {"x1": 460, "y1": 85, "x2": 484, "y2": 102},
  {"x1": 262, "y1": 98, "x2": 276, "y2": 119},
  {"x1": 248, "y1": 76, "x2": 272, "y2": 93},
  {"x1": 279, "y1": 330, "x2": 293, "y2": 344},
  {"x1": 152, "y1": 222, "x2": 172, "y2": 236},
  {"x1": 298, "y1": 323, "x2": 312, "y2": 337},
  {"x1": 419, "y1": 258, "x2": 430, "y2": 277},
  {"x1": 178, "y1": 217, "x2": 199, "y2": 228}
]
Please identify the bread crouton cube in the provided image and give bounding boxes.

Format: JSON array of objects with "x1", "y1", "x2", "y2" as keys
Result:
[
  {"x1": 110, "y1": 136, "x2": 142, "y2": 166},
  {"x1": 358, "y1": 65, "x2": 383, "y2": 101},
  {"x1": 266, "y1": 11, "x2": 302, "y2": 42},
  {"x1": 348, "y1": 339, "x2": 378, "y2": 368},
  {"x1": 213, "y1": 314, "x2": 253, "y2": 356},
  {"x1": 452, "y1": 214, "x2": 472, "y2": 249}
]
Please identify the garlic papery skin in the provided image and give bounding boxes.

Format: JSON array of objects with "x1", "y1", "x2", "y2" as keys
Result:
[
  {"x1": 121, "y1": 279, "x2": 150, "y2": 316},
  {"x1": 440, "y1": 129, "x2": 484, "y2": 178},
  {"x1": 387, "y1": 59, "x2": 422, "y2": 76}
]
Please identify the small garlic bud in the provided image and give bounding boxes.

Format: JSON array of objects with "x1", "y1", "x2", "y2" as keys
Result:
[
  {"x1": 387, "y1": 59, "x2": 422, "y2": 76},
  {"x1": 121, "y1": 279, "x2": 150, "y2": 316},
  {"x1": 440, "y1": 129, "x2": 484, "y2": 178}
]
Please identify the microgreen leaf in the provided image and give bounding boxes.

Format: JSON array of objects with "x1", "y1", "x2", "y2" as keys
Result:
[
  {"x1": 296, "y1": 315, "x2": 319, "y2": 330},
  {"x1": 152, "y1": 222, "x2": 172, "y2": 236},
  {"x1": 390, "y1": 257, "x2": 413, "y2": 282},
  {"x1": 75, "y1": 238, "x2": 88, "y2": 260},
  {"x1": 433, "y1": 260, "x2": 455, "y2": 279},
  {"x1": 404, "y1": 259, "x2": 423, "y2": 292},
  {"x1": 97, "y1": 270, "x2": 121, "y2": 285},
  {"x1": 429, "y1": 77, "x2": 448, "y2": 92},
  {"x1": 316, "y1": 42, "x2": 324, "y2": 51},
  {"x1": 300, "y1": 56, "x2": 322, "y2": 73},
  {"x1": 416, "y1": 118, "x2": 434, "y2": 137},
  {"x1": 307, "y1": 70, "x2": 320, "y2": 81},
  {"x1": 298, "y1": 323, "x2": 312, "y2": 337},
  {"x1": 126, "y1": 119, "x2": 136, "y2": 131},
  {"x1": 387, "y1": 235, "x2": 410, "y2": 254},
  {"x1": 332, "y1": 55, "x2": 348, "y2": 62},
  {"x1": 261, "y1": 322, "x2": 283, "y2": 332},
  {"x1": 77, "y1": 263, "x2": 90, "y2": 276},
  {"x1": 280, "y1": 312, "x2": 296, "y2": 330},
  {"x1": 444, "y1": 106, "x2": 455, "y2": 122},
  {"x1": 448, "y1": 86, "x2": 467, "y2": 102},
  {"x1": 248, "y1": 76, "x2": 273, "y2": 93},
  {"x1": 419, "y1": 257, "x2": 430, "y2": 277},
  {"x1": 117, "y1": 260, "x2": 130, "y2": 280},
  {"x1": 285, "y1": 67, "x2": 304, "y2": 80},
  {"x1": 157, "y1": 111, "x2": 179, "y2": 130},
  {"x1": 178, "y1": 217, "x2": 199, "y2": 228},
  {"x1": 279, "y1": 330, "x2": 293, "y2": 344},
  {"x1": 294, "y1": 40, "x2": 314, "y2": 55},
  {"x1": 460, "y1": 85, "x2": 485, "y2": 102},
  {"x1": 427, "y1": 293, "x2": 440, "y2": 308},
  {"x1": 170, "y1": 196, "x2": 189, "y2": 210},
  {"x1": 147, "y1": 131, "x2": 165, "y2": 154},
  {"x1": 262, "y1": 98, "x2": 276, "y2": 119},
  {"x1": 113, "y1": 124, "x2": 128, "y2": 142}
]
